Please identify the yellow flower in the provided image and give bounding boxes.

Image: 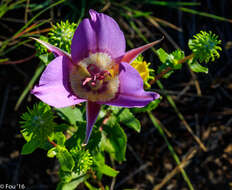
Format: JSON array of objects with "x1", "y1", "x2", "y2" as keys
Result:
[{"x1": 131, "y1": 55, "x2": 154, "y2": 88}]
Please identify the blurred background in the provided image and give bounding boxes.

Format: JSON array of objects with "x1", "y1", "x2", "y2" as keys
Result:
[{"x1": 0, "y1": 0, "x2": 232, "y2": 189}]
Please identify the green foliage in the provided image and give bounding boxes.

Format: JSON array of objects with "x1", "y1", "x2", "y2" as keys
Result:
[
  {"x1": 188, "y1": 31, "x2": 222, "y2": 63},
  {"x1": 132, "y1": 98, "x2": 161, "y2": 113},
  {"x1": 187, "y1": 31, "x2": 222, "y2": 74},
  {"x1": 100, "y1": 118, "x2": 127, "y2": 162},
  {"x1": 70, "y1": 147, "x2": 93, "y2": 175},
  {"x1": 35, "y1": 20, "x2": 77, "y2": 65},
  {"x1": 93, "y1": 152, "x2": 119, "y2": 179},
  {"x1": 57, "y1": 145, "x2": 75, "y2": 172},
  {"x1": 111, "y1": 107, "x2": 141, "y2": 132},
  {"x1": 56, "y1": 106, "x2": 84, "y2": 125},
  {"x1": 57, "y1": 174, "x2": 88, "y2": 190},
  {"x1": 48, "y1": 20, "x2": 77, "y2": 53},
  {"x1": 20, "y1": 102, "x2": 55, "y2": 154},
  {"x1": 156, "y1": 48, "x2": 185, "y2": 78},
  {"x1": 188, "y1": 59, "x2": 208, "y2": 74}
]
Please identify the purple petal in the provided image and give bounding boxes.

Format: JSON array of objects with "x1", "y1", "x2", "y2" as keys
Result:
[
  {"x1": 104, "y1": 62, "x2": 160, "y2": 107},
  {"x1": 121, "y1": 37, "x2": 164, "y2": 64},
  {"x1": 71, "y1": 10, "x2": 125, "y2": 64},
  {"x1": 31, "y1": 37, "x2": 71, "y2": 58},
  {"x1": 83, "y1": 101, "x2": 101, "y2": 145},
  {"x1": 31, "y1": 56, "x2": 85, "y2": 108}
]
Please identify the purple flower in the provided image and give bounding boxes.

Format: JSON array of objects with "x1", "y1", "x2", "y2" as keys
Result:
[{"x1": 32, "y1": 10, "x2": 160, "y2": 145}]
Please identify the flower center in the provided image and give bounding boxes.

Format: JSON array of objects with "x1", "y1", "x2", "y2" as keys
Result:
[{"x1": 70, "y1": 53, "x2": 119, "y2": 102}]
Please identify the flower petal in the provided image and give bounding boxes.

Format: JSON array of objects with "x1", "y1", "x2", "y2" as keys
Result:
[
  {"x1": 121, "y1": 37, "x2": 164, "y2": 64},
  {"x1": 71, "y1": 10, "x2": 125, "y2": 64},
  {"x1": 103, "y1": 62, "x2": 160, "y2": 107},
  {"x1": 83, "y1": 101, "x2": 101, "y2": 145},
  {"x1": 31, "y1": 37, "x2": 71, "y2": 58},
  {"x1": 31, "y1": 56, "x2": 85, "y2": 108}
]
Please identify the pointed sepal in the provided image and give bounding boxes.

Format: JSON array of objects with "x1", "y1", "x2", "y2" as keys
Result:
[
  {"x1": 31, "y1": 37, "x2": 71, "y2": 59},
  {"x1": 121, "y1": 37, "x2": 164, "y2": 64},
  {"x1": 82, "y1": 101, "x2": 101, "y2": 146}
]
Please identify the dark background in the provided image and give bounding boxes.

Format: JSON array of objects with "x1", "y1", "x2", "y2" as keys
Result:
[{"x1": 0, "y1": 0, "x2": 232, "y2": 189}]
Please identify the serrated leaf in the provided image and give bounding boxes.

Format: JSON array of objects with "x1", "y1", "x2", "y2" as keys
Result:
[
  {"x1": 56, "y1": 146, "x2": 75, "y2": 172},
  {"x1": 188, "y1": 59, "x2": 208, "y2": 73},
  {"x1": 118, "y1": 108, "x2": 141, "y2": 132},
  {"x1": 56, "y1": 106, "x2": 83, "y2": 125}
]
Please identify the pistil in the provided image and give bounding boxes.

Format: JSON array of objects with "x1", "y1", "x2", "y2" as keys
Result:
[{"x1": 82, "y1": 64, "x2": 111, "y2": 88}]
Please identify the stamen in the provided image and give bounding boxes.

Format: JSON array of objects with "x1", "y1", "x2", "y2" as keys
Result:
[
  {"x1": 82, "y1": 77, "x2": 92, "y2": 86},
  {"x1": 70, "y1": 52, "x2": 120, "y2": 102}
]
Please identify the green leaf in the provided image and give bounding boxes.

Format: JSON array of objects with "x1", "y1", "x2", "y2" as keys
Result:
[
  {"x1": 56, "y1": 106, "x2": 83, "y2": 125},
  {"x1": 118, "y1": 108, "x2": 141, "y2": 132},
  {"x1": 56, "y1": 146, "x2": 75, "y2": 172},
  {"x1": 65, "y1": 122, "x2": 101, "y2": 151},
  {"x1": 21, "y1": 140, "x2": 38, "y2": 155},
  {"x1": 132, "y1": 99, "x2": 161, "y2": 113},
  {"x1": 93, "y1": 152, "x2": 119, "y2": 178},
  {"x1": 188, "y1": 59, "x2": 208, "y2": 73},
  {"x1": 59, "y1": 170, "x2": 73, "y2": 183},
  {"x1": 101, "y1": 123, "x2": 127, "y2": 162},
  {"x1": 156, "y1": 48, "x2": 169, "y2": 63},
  {"x1": 57, "y1": 174, "x2": 88, "y2": 190},
  {"x1": 97, "y1": 164, "x2": 119, "y2": 177}
]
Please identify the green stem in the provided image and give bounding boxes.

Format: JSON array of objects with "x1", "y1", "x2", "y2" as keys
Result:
[
  {"x1": 14, "y1": 63, "x2": 45, "y2": 110},
  {"x1": 147, "y1": 111, "x2": 194, "y2": 190},
  {"x1": 156, "y1": 80, "x2": 207, "y2": 152}
]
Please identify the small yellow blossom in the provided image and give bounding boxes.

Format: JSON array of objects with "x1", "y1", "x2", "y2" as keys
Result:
[{"x1": 131, "y1": 55, "x2": 154, "y2": 88}]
